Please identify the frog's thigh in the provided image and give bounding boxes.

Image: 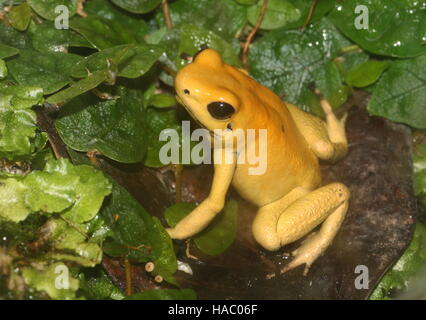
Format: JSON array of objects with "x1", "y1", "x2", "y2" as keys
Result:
[
  {"x1": 287, "y1": 102, "x2": 348, "y2": 163},
  {"x1": 253, "y1": 182, "x2": 350, "y2": 274}
]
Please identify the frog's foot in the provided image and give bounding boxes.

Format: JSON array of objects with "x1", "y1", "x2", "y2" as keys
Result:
[
  {"x1": 281, "y1": 199, "x2": 349, "y2": 276},
  {"x1": 281, "y1": 232, "x2": 326, "y2": 276}
]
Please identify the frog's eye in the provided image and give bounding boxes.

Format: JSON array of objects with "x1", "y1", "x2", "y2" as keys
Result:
[{"x1": 207, "y1": 101, "x2": 235, "y2": 120}]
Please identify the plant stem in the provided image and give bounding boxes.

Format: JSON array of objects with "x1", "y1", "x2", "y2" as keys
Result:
[
  {"x1": 242, "y1": 0, "x2": 268, "y2": 71},
  {"x1": 162, "y1": 0, "x2": 173, "y2": 30}
]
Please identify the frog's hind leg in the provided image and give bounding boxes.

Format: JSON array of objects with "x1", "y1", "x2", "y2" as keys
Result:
[
  {"x1": 252, "y1": 183, "x2": 350, "y2": 275},
  {"x1": 286, "y1": 97, "x2": 348, "y2": 163}
]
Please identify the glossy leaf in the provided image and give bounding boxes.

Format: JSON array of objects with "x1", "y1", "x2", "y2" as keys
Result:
[
  {"x1": 0, "y1": 178, "x2": 30, "y2": 222},
  {"x1": 7, "y1": 50, "x2": 83, "y2": 94},
  {"x1": 22, "y1": 263, "x2": 79, "y2": 300},
  {"x1": 247, "y1": 0, "x2": 301, "y2": 30},
  {"x1": 0, "y1": 85, "x2": 44, "y2": 160},
  {"x1": 0, "y1": 44, "x2": 19, "y2": 59},
  {"x1": 71, "y1": 44, "x2": 163, "y2": 79},
  {"x1": 157, "y1": 0, "x2": 247, "y2": 41},
  {"x1": 101, "y1": 178, "x2": 177, "y2": 281},
  {"x1": 329, "y1": 0, "x2": 426, "y2": 58},
  {"x1": 368, "y1": 54, "x2": 426, "y2": 129},
  {"x1": 27, "y1": 0, "x2": 77, "y2": 21},
  {"x1": 249, "y1": 18, "x2": 350, "y2": 113},
  {"x1": 55, "y1": 87, "x2": 148, "y2": 163}
]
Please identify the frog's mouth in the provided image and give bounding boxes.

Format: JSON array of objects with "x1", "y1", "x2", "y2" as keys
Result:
[{"x1": 175, "y1": 94, "x2": 222, "y2": 140}]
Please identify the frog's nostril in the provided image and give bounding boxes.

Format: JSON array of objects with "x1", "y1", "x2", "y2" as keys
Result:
[{"x1": 184, "y1": 89, "x2": 190, "y2": 95}]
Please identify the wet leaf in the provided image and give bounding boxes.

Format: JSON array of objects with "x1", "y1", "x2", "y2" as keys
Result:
[
  {"x1": 22, "y1": 262, "x2": 79, "y2": 300},
  {"x1": 7, "y1": 2, "x2": 32, "y2": 31},
  {"x1": 0, "y1": 85, "x2": 44, "y2": 160},
  {"x1": 110, "y1": 0, "x2": 161, "y2": 14},
  {"x1": 329, "y1": 0, "x2": 426, "y2": 58},
  {"x1": 157, "y1": 0, "x2": 247, "y2": 42},
  {"x1": 249, "y1": 18, "x2": 350, "y2": 113},
  {"x1": 71, "y1": 44, "x2": 163, "y2": 79},
  {"x1": 247, "y1": 0, "x2": 301, "y2": 30},
  {"x1": 55, "y1": 87, "x2": 148, "y2": 163},
  {"x1": 178, "y1": 24, "x2": 241, "y2": 68},
  {"x1": 143, "y1": 108, "x2": 183, "y2": 168},
  {"x1": 368, "y1": 53, "x2": 426, "y2": 129},
  {"x1": 27, "y1": 0, "x2": 77, "y2": 21},
  {"x1": 0, "y1": 23, "x2": 30, "y2": 50},
  {"x1": 0, "y1": 178, "x2": 30, "y2": 222},
  {"x1": 125, "y1": 288, "x2": 196, "y2": 300},
  {"x1": 164, "y1": 202, "x2": 196, "y2": 228},
  {"x1": 78, "y1": 267, "x2": 124, "y2": 300},
  {"x1": 100, "y1": 178, "x2": 177, "y2": 282},
  {"x1": 7, "y1": 50, "x2": 83, "y2": 94},
  {"x1": 28, "y1": 21, "x2": 91, "y2": 53}
]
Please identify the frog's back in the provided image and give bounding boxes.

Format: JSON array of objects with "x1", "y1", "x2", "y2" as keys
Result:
[{"x1": 230, "y1": 73, "x2": 321, "y2": 206}]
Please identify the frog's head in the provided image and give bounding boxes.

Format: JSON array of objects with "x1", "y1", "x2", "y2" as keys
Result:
[{"x1": 175, "y1": 48, "x2": 251, "y2": 132}]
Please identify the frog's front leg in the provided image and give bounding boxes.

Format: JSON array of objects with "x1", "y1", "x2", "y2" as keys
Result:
[
  {"x1": 166, "y1": 148, "x2": 236, "y2": 240},
  {"x1": 252, "y1": 183, "x2": 350, "y2": 275}
]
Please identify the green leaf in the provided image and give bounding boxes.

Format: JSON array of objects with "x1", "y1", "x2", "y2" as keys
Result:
[
  {"x1": 283, "y1": 0, "x2": 336, "y2": 29},
  {"x1": 0, "y1": 59, "x2": 7, "y2": 79},
  {"x1": 70, "y1": 17, "x2": 139, "y2": 50},
  {"x1": 194, "y1": 200, "x2": 238, "y2": 256},
  {"x1": 27, "y1": 0, "x2": 77, "y2": 21},
  {"x1": 0, "y1": 85, "x2": 44, "y2": 161},
  {"x1": 345, "y1": 60, "x2": 390, "y2": 88},
  {"x1": 0, "y1": 23, "x2": 30, "y2": 50},
  {"x1": 7, "y1": 2, "x2": 32, "y2": 31},
  {"x1": 143, "y1": 107, "x2": 182, "y2": 168},
  {"x1": 22, "y1": 262, "x2": 79, "y2": 299},
  {"x1": 0, "y1": 44, "x2": 19, "y2": 59},
  {"x1": 45, "y1": 218, "x2": 103, "y2": 267},
  {"x1": 125, "y1": 289, "x2": 197, "y2": 300},
  {"x1": 414, "y1": 145, "x2": 426, "y2": 209},
  {"x1": 28, "y1": 21, "x2": 91, "y2": 53},
  {"x1": 178, "y1": 24, "x2": 241, "y2": 68},
  {"x1": 60, "y1": 165, "x2": 112, "y2": 224},
  {"x1": 367, "y1": 54, "x2": 426, "y2": 129},
  {"x1": 247, "y1": 0, "x2": 301, "y2": 30},
  {"x1": 0, "y1": 178, "x2": 30, "y2": 223},
  {"x1": 329, "y1": 0, "x2": 426, "y2": 58},
  {"x1": 164, "y1": 202, "x2": 196, "y2": 228},
  {"x1": 165, "y1": 200, "x2": 238, "y2": 256},
  {"x1": 149, "y1": 94, "x2": 177, "y2": 108},
  {"x1": 23, "y1": 170, "x2": 78, "y2": 214},
  {"x1": 158, "y1": 0, "x2": 247, "y2": 41},
  {"x1": 7, "y1": 50, "x2": 83, "y2": 94},
  {"x1": 47, "y1": 70, "x2": 109, "y2": 105},
  {"x1": 100, "y1": 178, "x2": 177, "y2": 281},
  {"x1": 370, "y1": 223, "x2": 426, "y2": 299},
  {"x1": 55, "y1": 87, "x2": 148, "y2": 163},
  {"x1": 78, "y1": 267, "x2": 124, "y2": 300},
  {"x1": 110, "y1": 0, "x2": 161, "y2": 14},
  {"x1": 84, "y1": 0, "x2": 149, "y2": 38},
  {"x1": 71, "y1": 44, "x2": 163, "y2": 79},
  {"x1": 249, "y1": 18, "x2": 350, "y2": 114}
]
